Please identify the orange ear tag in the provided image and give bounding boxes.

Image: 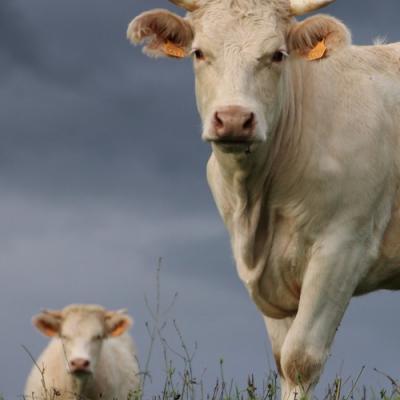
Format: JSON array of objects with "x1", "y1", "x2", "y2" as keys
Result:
[
  {"x1": 307, "y1": 40, "x2": 327, "y2": 61},
  {"x1": 163, "y1": 40, "x2": 187, "y2": 58}
]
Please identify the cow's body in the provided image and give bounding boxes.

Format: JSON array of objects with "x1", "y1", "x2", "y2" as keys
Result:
[
  {"x1": 25, "y1": 334, "x2": 139, "y2": 400},
  {"x1": 208, "y1": 41, "x2": 400, "y2": 315},
  {"x1": 25, "y1": 305, "x2": 140, "y2": 400},
  {"x1": 128, "y1": 1, "x2": 400, "y2": 398},
  {"x1": 206, "y1": 41, "x2": 400, "y2": 397}
]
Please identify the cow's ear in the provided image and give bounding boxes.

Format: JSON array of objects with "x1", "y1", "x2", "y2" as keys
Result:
[
  {"x1": 127, "y1": 9, "x2": 194, "y2": 58},
  {"x1": 105, "y1": 310, "x2": 133, "y2": 337},
  {"x1": 32, "y1": 310, "x2": 63, "y2": 337},
  {"x1": 287, "y1": 15, "x2": 351, "y2": 60}
]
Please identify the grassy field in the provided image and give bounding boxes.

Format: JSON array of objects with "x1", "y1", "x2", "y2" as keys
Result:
[
  {"x1": 136, "y1": 319, "x2": 400, "y2": 400},
  {"x1": 20, "y1": 265, "x2": 400, "y2": 400},
  {"x1": 133, "y1": 265, "x2": 400, "y2": 400},
  {"x1": 135, "y1": 331, "x2": 400, "y2": 400}
]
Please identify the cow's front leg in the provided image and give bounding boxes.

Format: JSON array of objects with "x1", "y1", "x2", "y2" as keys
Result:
[
  {"x1": 279, "y1": 230, "x2": 375, "y2": 399},
  {"x1": 263, "y1": 316, "x2": 295, "y2": 400}
]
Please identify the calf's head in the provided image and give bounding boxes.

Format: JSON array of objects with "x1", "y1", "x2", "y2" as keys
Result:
[
  {"x1": 33, "y1": 305, "x2": 132, "y2": 377},
  {"x1": 128, "y1": 0, "x2": 341, "y2": 154}
]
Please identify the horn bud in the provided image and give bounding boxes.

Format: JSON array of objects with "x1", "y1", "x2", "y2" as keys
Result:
[
  {"x1": 290, "y1": 0, "x2": 335, "y2": 16},
  {"x1": 169, "y1": 0, "x2": 198, "y2": 12}
]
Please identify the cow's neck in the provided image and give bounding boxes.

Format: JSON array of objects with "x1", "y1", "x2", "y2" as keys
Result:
[
  {"x1": 210, "y1": 60, "x2": 305, "y2": 317},
  {"x1": 212, "y1": 144, "x2": 274, "y2": 272}
]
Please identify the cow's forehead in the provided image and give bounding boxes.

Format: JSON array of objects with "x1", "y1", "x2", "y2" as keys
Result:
[
  {"x1": 189, "y1": 0, "x2": 291, "y2": 51},
  {"x1": 62, "y1": 311, "x2": 104, "y2": 336},
  {"x1": 192, "y1": 0, "x2": 291, "y2": 18}
]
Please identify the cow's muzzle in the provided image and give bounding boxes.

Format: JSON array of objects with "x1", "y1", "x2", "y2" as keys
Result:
[
  {"x1": 209, "y1": 105, "x2": 256, "y2": 144},
  {"x1": 69, "y1": 358, "x2": 92, "y2": 376}
]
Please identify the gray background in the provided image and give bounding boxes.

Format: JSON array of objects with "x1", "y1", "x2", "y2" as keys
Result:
[{"x1": 1, "y1": 0, "x2": 399, "y2": 398}]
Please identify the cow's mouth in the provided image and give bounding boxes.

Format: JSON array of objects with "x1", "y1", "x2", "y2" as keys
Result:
[
  {"x1": 71, "y1": 370, "x2": 92, "y2": 379},
  {"x1": 209, "y1": 138, "x2": 255, "y2": 154},
  {"x1": 213, "y1": 139, "x2": 250, "y2": 145}
]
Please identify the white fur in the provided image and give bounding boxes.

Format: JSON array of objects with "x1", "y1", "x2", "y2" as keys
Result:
[
  {"x1": 129, "y1": 2, "x2": 400, "y2": 398},
  {"x1": 25, "y1": 305, "x2": 140, "y2": 400}
]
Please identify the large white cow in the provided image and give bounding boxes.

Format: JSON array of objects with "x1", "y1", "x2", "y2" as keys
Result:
[
  {"x1": 127, "y1": 0, "x2": 400, "y2": 398},
  {"x1": 25, "y1": 305, "x2": 140, "y2": 400}
]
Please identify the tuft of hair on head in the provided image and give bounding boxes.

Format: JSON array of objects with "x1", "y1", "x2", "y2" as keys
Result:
[
  {"x1": 373, "y1": 36, "x2": 387, "y2": 46},
  {"x1": 62, "y1": 304, "x2": 105, "y2": 316}
]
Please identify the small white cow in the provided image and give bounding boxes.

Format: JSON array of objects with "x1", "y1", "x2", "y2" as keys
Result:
[
  {"x1": 25, "y1": 304, "x2": 140, "y2": 400},
  {"x1": 128, "y1": 0, "x2": 400, "y2": 398}
]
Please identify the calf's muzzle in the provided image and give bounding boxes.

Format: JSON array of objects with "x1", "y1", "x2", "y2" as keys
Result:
[
  {"x1": 212, "y1": 105, "x2": 255, "y2": 142},
  {"x1": 69, "y1": 358, "x2": 91, "y2": 374}
]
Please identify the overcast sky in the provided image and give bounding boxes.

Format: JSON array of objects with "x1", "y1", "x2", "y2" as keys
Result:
[{"x1": 1, "y1": 0, "x2": 400, "y2": 398}]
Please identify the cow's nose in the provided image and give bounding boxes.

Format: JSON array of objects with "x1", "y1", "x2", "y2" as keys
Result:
[
  {"x1": 70, "y1": 358, "x2": 91, "y2": 373},
  {"x1": 213, "y1": 106, "x2": 255, "y2": 140}
]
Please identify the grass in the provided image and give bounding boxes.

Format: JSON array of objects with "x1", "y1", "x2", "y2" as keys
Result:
[
  {"x1": 136, "y1": 327, "x2": 400, "y2": 400},
  {"x1": 134, "y1": 262, "x2": 400, "y2": 400}
]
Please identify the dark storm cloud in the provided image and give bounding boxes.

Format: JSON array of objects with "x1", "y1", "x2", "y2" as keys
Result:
[
  {"x1": 1, "y1": 0, "x2": 400, "y2": 399},
  {"x1": 0, "y1": 1, "x2": 42, "y2": 72},
  {"x1": 330, "y1": 0, "x2": 400, "y2": 44},
  {"x1": 1, "y1": 0, "x2": 204, "y2": 211}
]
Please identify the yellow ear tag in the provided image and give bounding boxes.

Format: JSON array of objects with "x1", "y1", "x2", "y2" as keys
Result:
[
  {"x1": 307, "y1": 40, "x2": 327, "y2": 61},
  {"x1": 163, "y1": 40, "x2": 187, "y2": 58}
]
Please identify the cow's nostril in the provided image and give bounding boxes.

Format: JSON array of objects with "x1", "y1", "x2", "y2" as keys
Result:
[
  {"x1": 243, "y1": 112, "x2": 254, "y2": 131},
  {"x1": 214, "y1": 112, "x2": 224, "y2": 129},
  {"x1": 70, "y1": 358, "x2": 90, "y2": 370}
]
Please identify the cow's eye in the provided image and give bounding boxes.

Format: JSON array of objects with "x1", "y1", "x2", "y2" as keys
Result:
[
  {"x1": 92, "y1": 334, "x2": 103, "y2": 341},
  {"x1": 272, "y1": 50, "x2": 288, "y2": 63},
  {"x1": 193, "y1": 49, "x2": 205, "y2": 61}
]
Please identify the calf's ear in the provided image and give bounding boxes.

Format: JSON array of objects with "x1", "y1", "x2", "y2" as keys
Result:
[
  {"x1": 127, "y1": 9, "x2": 194, "y2": 58},
  {"x1": 287, "y1": 15, "x2": 351, "y2": 60},
  {"x1": 32, "y1": 310, "x2": 63, "y2": 337},
  {"x1": 105, "y1": 310, "x2": 133, "y2": 337}
]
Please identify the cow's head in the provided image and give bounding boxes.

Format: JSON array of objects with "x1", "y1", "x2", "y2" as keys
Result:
[
  {"x1": 128, "y1": 0, "x2": 348, "y2": 154},
  {"x1": 33, "y1": 305, "x2": 132, "y2": 378}
]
